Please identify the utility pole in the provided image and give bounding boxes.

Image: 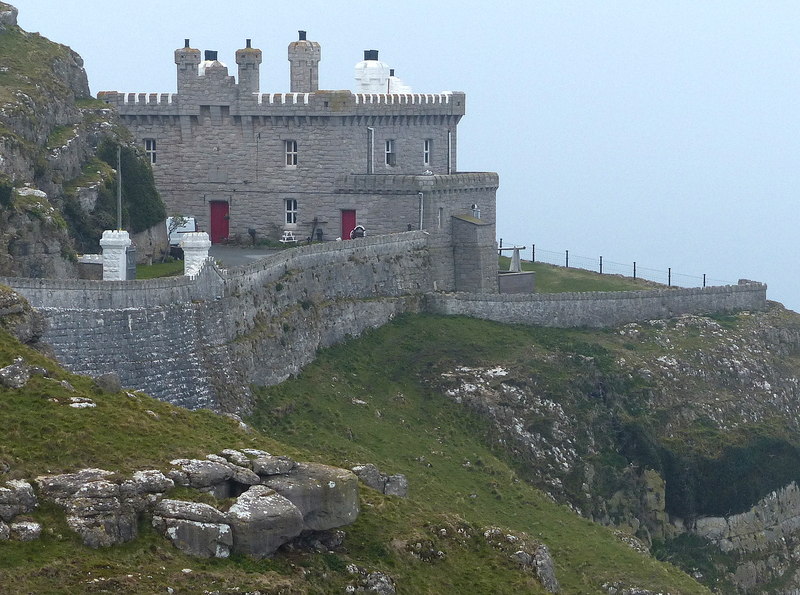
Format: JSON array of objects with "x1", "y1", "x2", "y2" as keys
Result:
[{"x1": 117, "y1": 145, "x2": 122, "y2": 230}]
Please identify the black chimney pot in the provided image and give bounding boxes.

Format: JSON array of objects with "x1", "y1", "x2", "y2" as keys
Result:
[
  {"x1": 204, "y1": 50, "x2": 218, "y2": 61},
  {"x1": 299, "y1": 30, "x2": 307, "y2": 41},
  {"x1": 246, "y1": 39, "x2": 251, "y2": 48},
  {"x1": 184, "y1": 39, "x2": 190, "y2": 48},
  {"x1": 363, "y1": 49, "x2": 379, "y2": 61}
]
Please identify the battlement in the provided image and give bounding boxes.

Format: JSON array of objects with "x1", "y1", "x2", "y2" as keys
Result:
[{"x1": 98, "y1": 89, "x2": 465, "y2": 118}]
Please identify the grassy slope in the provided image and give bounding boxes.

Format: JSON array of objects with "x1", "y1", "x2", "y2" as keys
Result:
[
  {"x1": 500, "y1": 257, "x2": 663, "y2": 293},
  {"x1": 0, "y1": 310, "x2": 707, "y2": 593},
  {"x1": 251, "y1": 315, "x2": 708, "y2": 594}
]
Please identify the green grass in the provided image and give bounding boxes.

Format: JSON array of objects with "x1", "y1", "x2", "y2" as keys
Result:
[
  {"x1": 0, "y1": 303, "x2": 712, "y2": 593},
  {"x1": 500, "y1": 256, "x2": 662, "y2": 293},
  {"x1": 136, "y1": 259, "x2": 184, "y2": 279},
  {"x1": 250, "y1": 314, "x2": 709, "y2": 594}
]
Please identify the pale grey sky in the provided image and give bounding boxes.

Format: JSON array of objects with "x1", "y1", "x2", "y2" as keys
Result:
[{"x1": 11, "y1": 1, "x2": 800, "y2": 310}]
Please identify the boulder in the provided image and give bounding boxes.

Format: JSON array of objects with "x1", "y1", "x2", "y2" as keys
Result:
[
  {"x1": 384, "y1": 475, "x2": 408, "y2": 498},
  {"x1": 10, "y1": 521, "x2": 41, "y2": 542},
  {"x1": 261, "y1": 462, "x2": 359, "y2": 531},
  {"x1": 252, "y1": 455, "x2": 296, "y2": 476},
  {"x1": 120, "y1": 470, "x2": 174, "y2": 512},
  {"x1": 94, "y1": 372, "x2": 122, "y2": 393},
  {"x1": 36, "y1": 468, "x2": 115, "y2": 502},
  {"x1": 168, "y1": 459, "x2": 234, "y2": 489},
  {"x1": 0, "y1": 357, "x2": 30, "y2": 388},
  {"x1": 220, "y1": 449, "x2": 251, "y2": 468},
  {"x1": 154, "y1": 499, "x2": 227, "y2": 525},
  {"x1": 352, "y1": 464, "x2": 387, "y2": 492},
  {"x1": 534, "y1": 544, "x2": 560, "y2": 593},
  {"x1": 226, "y1": 485, "x2": 304, "y2": 558},
  {"x1": 157, "y1": 517, "x2": 233, "y2": 559},
  {"x1": 0, "y1": 520, "x2": 8, "y2": 540},
  {"x1": 0, "y1": 479, "x2": 37, "y2": 521},
  {"x1": 66, "y1": 511, "x2": 137, "y2": 548},
  {"x1": 152, "y1": 501, "x2": 233, "y2": 559}
]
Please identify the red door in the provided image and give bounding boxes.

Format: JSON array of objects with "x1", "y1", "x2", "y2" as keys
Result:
[
  {"x1": 341, "y1": 209, "x2": 356, "y2": 240},
  {"x1": 209, "y1": 201, "x2": 229, "y2": 244}
]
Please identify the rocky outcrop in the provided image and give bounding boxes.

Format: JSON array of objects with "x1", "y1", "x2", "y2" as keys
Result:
[
  {"x1": 352, "y1": 463, "x2": 408, "y2": 498},
  {"x1": 23, "y1": 448, "x2": 361, "y2": 558},
  {"x1": 36, "y1": 468, "x2": 173, "y2": 547}
]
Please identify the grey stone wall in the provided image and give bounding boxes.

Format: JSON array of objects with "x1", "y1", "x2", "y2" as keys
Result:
[
  {"x1": 2, "y1": 233, "x2": 430, "y2": 413},
  {"x1": 426, "y1": 282, "x2": 768, "y2": 328}
]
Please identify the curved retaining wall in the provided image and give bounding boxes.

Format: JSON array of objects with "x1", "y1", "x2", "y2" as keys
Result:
[
  {"x1": 0, "y1": 235, "x2": 769, "y2": 412},
  {"x1": 425, "y1": 282, "x2": 768, "y2": 328}
]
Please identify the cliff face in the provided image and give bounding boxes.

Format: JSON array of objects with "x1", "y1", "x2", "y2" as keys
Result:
[
  {"x1": 432, "y1": 304, "x2": 800, "y2": 592},
  {"x1": 0, "y1": 2, "x2": 166, "y2": 275}
]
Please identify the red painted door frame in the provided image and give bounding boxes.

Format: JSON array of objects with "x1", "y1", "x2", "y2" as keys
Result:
[
  {"x1": 209, "y1": 201, "x2": 229, "y2": 244},
  {"x1": 341, "y1": 209, "x2": 356, "y2": 240}
]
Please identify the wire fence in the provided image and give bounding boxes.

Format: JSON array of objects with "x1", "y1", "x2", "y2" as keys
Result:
[{"x1": 498, "y1": 240, "x2": 733, "y2": 288}]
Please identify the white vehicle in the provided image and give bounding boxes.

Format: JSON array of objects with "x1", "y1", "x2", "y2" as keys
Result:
[
  {"x1": 166, "y1": 217, "x2": 196, "y2": 258},
  {"x1": 166, "y1": 216, "x2": 197, "y2": 247}
]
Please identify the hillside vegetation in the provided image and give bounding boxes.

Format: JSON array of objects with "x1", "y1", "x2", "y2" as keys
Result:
[{"x1": 0, "y1": 295, "x2": 709, "y2": 593}]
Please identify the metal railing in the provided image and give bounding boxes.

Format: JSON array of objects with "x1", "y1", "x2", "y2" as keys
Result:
[{"x1": 498, "y1": 240, "x2": 733, "y2": 288}]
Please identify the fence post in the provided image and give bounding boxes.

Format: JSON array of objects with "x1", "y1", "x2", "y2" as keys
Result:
[
  {"x1": 668, "y1": 267, "x2": 671, "y2": 287},
  {"x1": 703, "y1": 274, "x2": 706, "y2": 288},
  {"x1": 532, "y1": 244, "x2": 535, "y2": 263},
  {"x1": 599, "y1": 255, "x2": 603, "y2": 275},
  {"x1": 565, "y1": 250, "x2": 569, "y2": 268},
  {"x1": 633, "y1": 261, "x2": 636, "y2": 279}
]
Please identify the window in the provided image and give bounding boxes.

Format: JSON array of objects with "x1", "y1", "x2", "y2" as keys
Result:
[
  {"x1": 385, "y1": 139, "x2": 396, "y2": 166},
  {"x1": 438, "y1": 207, "x2": 443, "y2": 229},
  {"x1": 144, "y1": 138, "x2": 156, "y2": 164},
  {"x1": 285, "y1": 199, "x2": 298, "y2": 225},
  {"x1": 285, "y1": 140, "x2": 298, "y2": 167},
  {"x1": 423, "y1": 139, "x2": 432, "y2": 167}
]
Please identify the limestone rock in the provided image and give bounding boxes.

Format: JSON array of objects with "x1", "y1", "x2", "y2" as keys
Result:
[
  {"x1": 219, "y1": 448, "x2": 251, "y2": 468},
  {"x1": 10, "y1": 520, "x2": 41, "y2": 541},
  {"x1": 154, "y1": 499, "x2": 227, "y2": 525},
  {"x1": 0, "y1": 357, "x2": 30, "y2": 388},
  {"x1": 352, "y1": 463, "x2": 407, "y2": 498},
  {"x1": 534, "y1": 544, "x2": 560, "y2": 593},
  {"x1": 363, "y1": 571, "x2": 397, "y2": 594},
  {"x1": 168, "y1": 459, "x2": 234, "y2": 489},
  {"x1": 384, "y1": 474, "x2": 408, "y2": 498},
  {"x1": 261, "y1": 462, "x2": 359, "y2": 531},
  {"x1": 252, "y1": 455, "x2": 296, "y2": 476},
  {"x1": 156, "y1": 517, "x2": 233, "y2": 559},
  {"x1": 226, "y1": 485, "x2": 304, "y2": 558},
  {"x1": 152, "y1": 502, "x2": 233, "y2": 559},
  {"x1": 351, "y1": 464, "x2": 386, "y2": 492},
  {"x1": 94, "y1": 372, "x2": 122, "y2": 393},
  {"x1": 0, "y1": 520, "x2": 8, "y2": 540},
  {"x1": 0, "y1": 4, "x2": 17, "y2": 31},
  {"x1": 0, "y1": 479, "x2": 37, "y2": 521},
  {"x1": 36, "y1": 468, "x2": 115, "y2": 502}
]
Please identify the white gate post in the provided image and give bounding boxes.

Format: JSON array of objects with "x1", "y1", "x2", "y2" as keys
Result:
[{"x1": 100, "y1": 230, "x2": 131, "y2": 281}]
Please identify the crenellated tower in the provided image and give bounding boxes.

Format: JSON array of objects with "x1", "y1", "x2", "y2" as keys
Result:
[
  {"x1": 288, "y1": 30, "x2": 321, "y2": 93},
  {"x1": 236, "y1": 38, "x2": 262, "y2": 96},
  {"x1": 175, "y1": 39, "x2": 201, "y2": 94}
]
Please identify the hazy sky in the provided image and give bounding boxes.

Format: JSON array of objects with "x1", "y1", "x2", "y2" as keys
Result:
[{"x1": 11, "y1": 1, "x2": 800, "y2": 310}]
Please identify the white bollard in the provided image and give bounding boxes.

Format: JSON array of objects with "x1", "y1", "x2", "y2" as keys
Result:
[
  {"x1": 100, "y1": 230, "x2": 131, "y2": 281},
  {"x1": 181, "y1": 232, "x2": 212, "y2": 276}
]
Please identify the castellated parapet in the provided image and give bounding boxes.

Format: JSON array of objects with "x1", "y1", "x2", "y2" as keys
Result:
[{"x1": 98, "y1": 32, "x2": 492, "y2": 293}]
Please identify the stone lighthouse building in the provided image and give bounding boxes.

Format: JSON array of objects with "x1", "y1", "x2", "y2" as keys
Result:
[{"x1": 98, "y1": 32, "x2": 499, "y2": 292}]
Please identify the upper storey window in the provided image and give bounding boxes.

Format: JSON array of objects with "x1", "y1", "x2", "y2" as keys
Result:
[
  {"x1": 285, "y1": 140, "x2": 298, "y2": 167},
  {"x1": 144, "y1": 139, "x2": 157, "y2": 164},
  {"x1": 423, "y1": 139, "x2": 432, "y2": 167},
  {"x1": 385, "y1": 139, "x2": 396, "y2": 166}
]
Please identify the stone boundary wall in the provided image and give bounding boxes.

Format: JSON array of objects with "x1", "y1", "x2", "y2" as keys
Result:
[{"x1": 426, "y1": 282, "x2": 768, "y2": 328}]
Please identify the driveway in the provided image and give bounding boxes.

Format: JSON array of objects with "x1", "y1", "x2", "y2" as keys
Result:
[{"x1": 208, "y1": 244, "x2": 279, "y2": 268}]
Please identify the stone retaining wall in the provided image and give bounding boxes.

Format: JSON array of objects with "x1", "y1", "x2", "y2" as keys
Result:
[
  {"x1": 426, "y1": 282, "x2": 768, "y2": 328},
  {"x1": 0, "y1": 234, "x2": 769, "y2": 412}
]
